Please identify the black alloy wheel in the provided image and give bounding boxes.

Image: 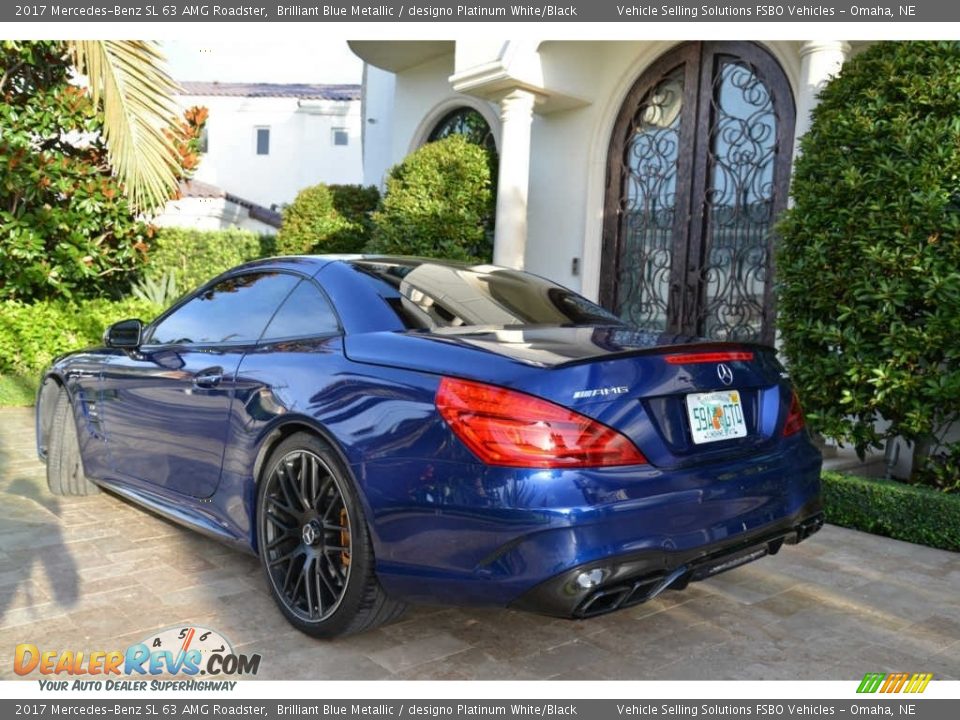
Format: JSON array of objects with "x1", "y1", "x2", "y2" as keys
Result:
[
  {"x1": 256, "y1": 432, "x2": 405, "y2": 637},
  {"x1": 261, "y1": 448, "x2": 351, "y2": 622}
]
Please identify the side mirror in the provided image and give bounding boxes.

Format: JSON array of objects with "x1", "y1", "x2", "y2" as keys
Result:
[{"x1": 104, "y1": 319, "x2": 143, "y2": 349}]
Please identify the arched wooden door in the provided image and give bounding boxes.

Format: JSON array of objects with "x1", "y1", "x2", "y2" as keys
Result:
[{"x1": 600, "y1": 42, "x2": 795, "y2": 345}]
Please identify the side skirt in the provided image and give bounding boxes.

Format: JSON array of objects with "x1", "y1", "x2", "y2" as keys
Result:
[{"x1": 94, "y1": 478, "x2": 256, "y2": 556}]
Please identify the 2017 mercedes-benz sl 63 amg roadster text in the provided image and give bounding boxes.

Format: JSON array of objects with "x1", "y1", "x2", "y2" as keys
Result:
[{"x1": 36, "y1": 256, "x2": 823, "y2": 637}]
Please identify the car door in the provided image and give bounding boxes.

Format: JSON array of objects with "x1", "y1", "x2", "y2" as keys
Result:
[
  {"x1": 100, "y1": 271, "x2": 301, "y2": 498},
  {"x1": 221, "y1": 277, "x2": 346, "y2": 492}
]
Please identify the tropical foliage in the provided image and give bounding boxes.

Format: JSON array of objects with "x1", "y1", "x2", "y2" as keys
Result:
[
  {"x1": 143, "y1": 227, "x2": 275, "y2": 294},
  {"x1": 1, "y1": 41, "x2": 204, "y2": 302},
  {"x1": 1, "y1": 41, "x2": 151, "y2": 301},
  {"x1": 0, "y1": 296, "x2": 161, "y2": 379},
  {"x1": 69, "y1": 40, "x2": 184, "y2": 213}
]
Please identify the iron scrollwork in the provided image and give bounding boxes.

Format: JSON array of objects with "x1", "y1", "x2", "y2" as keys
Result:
[
  {"x1": 604, "y1": 43, "x2": 793, "y2": 346},
  {"x1": 699, "y1": 60, "x2": 779, "y2": 342},
  {"x1": 614, "y1": 69, "x2": 684, "y2": 333}
]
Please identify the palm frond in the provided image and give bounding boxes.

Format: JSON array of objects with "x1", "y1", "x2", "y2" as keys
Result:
[{"x1": 70, "y1": 40, "x2": 182, "y2": 213}]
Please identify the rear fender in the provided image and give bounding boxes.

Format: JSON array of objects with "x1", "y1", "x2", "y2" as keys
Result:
[{"x1": 245, "y1": 414, "x2": 370, "y2": 555}]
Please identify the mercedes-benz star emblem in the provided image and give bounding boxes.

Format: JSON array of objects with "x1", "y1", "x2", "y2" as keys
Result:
[
  {"x1": 301, "y1": 522, "x2": 318, "y2": 546},
  {"x1": 717, "y1": 363, "x2": 734, "y2": 386}
]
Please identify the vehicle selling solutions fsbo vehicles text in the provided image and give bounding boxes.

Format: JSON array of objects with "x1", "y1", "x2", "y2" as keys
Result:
[{"x1": 615, "y1": 5, "x2": 916, "y2": 17}]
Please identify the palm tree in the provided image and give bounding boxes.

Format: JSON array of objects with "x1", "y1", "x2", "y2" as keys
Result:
[{"x1": 68, "y1": 41, "x2": 182, "y2": 213}]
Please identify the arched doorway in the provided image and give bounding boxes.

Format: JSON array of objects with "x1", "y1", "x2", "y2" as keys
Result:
[{"x1": 600, "y1": 42, "x2": 795, "y2": 344}]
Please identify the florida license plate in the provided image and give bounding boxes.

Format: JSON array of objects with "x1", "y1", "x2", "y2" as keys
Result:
[{"x1": 685, "y1": 390, "x2": 747, "y2": 444}]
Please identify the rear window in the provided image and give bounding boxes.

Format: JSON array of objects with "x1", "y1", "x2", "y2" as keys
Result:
[{"x1": 348, "y1": 259, "x2": 623, "y2": 330}]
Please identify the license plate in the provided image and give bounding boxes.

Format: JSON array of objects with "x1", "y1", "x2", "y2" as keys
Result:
[{"x1": 685, "y1": 390, "x2": 747, "y2": 444}]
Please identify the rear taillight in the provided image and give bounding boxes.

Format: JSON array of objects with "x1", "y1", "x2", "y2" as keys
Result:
[
  {"x1": 435, "y1": 377, "x2": 647, "y2": 468},
  {"x1": 665, "y1": 351, "x2": 755, "y2": 364},
  {"x1": 783, "y1": 390, "x2": 805, "y2": 437}
]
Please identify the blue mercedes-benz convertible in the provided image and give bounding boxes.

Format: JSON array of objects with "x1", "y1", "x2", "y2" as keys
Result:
[{"x1": 36, "y1": 256, "x2": 822, "y2": 637}]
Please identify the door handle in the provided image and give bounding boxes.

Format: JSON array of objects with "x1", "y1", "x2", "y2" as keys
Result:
[{"x1": 193, "y1": 367, "x2": 224, "y2": 388}]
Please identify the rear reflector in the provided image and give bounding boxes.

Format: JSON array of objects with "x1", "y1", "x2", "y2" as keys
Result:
[
  {"x1": 436, "y1": 377, "x2": 647, "y2": 468},
  {"x1": 783, "y1": 390, "x2": 806, "y2": 437},
  {"x1": 665, "y1": 351, "x2": 755, "y2": 364}
]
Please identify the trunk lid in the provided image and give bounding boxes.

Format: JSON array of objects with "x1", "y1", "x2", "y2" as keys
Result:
[{"x1": 345, "y1": 325, "x2": 792, "y2": 468}]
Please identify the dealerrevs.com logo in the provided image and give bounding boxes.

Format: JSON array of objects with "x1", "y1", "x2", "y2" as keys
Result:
[{"x1": 14, "y1": 625, "x2": 260, "y2": 688}]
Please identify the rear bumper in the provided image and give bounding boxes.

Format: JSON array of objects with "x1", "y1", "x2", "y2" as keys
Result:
[
  {"x1": 370, "y1": 437, "x2": 823, "y2": 610},
  {"x1": 510, "y1": 506, "x2": 823, "y2": 618}
]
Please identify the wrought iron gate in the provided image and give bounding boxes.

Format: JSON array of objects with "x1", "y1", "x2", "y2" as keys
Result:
[{"x1": 600, "y1": 42, "x2": 795, "y2": 345}]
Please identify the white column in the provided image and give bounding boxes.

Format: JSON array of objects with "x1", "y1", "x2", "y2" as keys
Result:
[
  {"x1": 493, "y1": 89, "x2": 537, "y2": 270},
  {"x1": 794, "y1": 41, "x2": 851, "y2": 157}
]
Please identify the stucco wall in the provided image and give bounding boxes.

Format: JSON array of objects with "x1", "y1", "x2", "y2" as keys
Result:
[
  {"x1": 155, "y1": 197, "x2": 278, "y2": 235},
  {"x1": 180, "y1": 94, "x2": 363, "y2": 209},
  {"x1": 362, "y1": 53, "x2": 499, "y2": 190}
]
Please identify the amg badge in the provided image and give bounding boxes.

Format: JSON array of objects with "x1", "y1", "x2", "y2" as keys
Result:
[{"x1": 572, "y1": 386, "x2": 630, "y2": 400}]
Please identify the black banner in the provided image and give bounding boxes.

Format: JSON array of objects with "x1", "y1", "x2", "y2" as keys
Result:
[{"x1": 3, "y1": 0, "x2": 958, "y2": 23}]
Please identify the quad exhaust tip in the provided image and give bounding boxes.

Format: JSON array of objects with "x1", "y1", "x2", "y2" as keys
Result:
[{"x1": 573, "y1": 513, "x2": 825, "y2": 619}]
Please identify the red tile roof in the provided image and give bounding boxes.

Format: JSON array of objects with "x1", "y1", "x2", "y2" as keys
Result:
[{"x1": 177, "y1": 180, "x2": 282, "y2": 228}]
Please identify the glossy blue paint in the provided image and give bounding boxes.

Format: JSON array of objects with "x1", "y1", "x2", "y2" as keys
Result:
[{"x1": 37, "y1": 256, "x2": 822, "y2": 614}]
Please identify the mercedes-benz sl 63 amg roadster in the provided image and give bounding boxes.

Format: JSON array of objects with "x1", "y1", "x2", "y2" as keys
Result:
[{"x1": 36, "y1": 256, "x2": 823, "y2": 637}]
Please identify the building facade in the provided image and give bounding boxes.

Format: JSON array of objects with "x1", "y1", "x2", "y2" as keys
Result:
[
  {"x1": 351, "y1": 40, "x2": 856, "y2": 346},
  {"x1": 177, "y1": 81, "x2": 364, "y2": 210}
]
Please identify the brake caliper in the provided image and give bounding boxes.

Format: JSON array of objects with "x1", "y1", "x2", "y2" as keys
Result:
[{"x1": 340, "y1": 507, "x2": 351, "y2": 566}]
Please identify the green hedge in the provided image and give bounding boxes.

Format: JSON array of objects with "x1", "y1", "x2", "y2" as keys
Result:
[
  {"x1": 276, "y1": 183, "x2": 379, "y2": 255},
  {"x1": 0, "y1": 297, "x2": 160, "y2": 379},
  {"x1": 144, "y1": 227, "x2": 275, "y2": 293},
  {"x1": 822, "y1": 471, "x2": 960, "y2": 552}
]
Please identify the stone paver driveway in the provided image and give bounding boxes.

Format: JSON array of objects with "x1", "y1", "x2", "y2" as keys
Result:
[{"x1": 1, "y1": 406, "x2": 958, "y2": 681}]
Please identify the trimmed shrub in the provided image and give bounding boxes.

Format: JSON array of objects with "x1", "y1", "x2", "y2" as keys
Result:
[
  {"x1": 144, "y1": 227, "x2": 274, "y2": 293},
  {"x1": 276, "y1": 183, "x2": 379, "y2": 256},
  {"x1": 777, "y1": 41, "x2": 960, "y2": 484},
  {"x1": 330, "y1": 183, "x2": 380, "y2": 247},
  {"x1": 822, "y1": 471, "x2": 960, "y2": 552},
  {"x1": 368, "y1": 135, "x2": 494, "y2": 262},
  {"x1": 0, "y1": 297, "x2": 161, "y2": 379}
]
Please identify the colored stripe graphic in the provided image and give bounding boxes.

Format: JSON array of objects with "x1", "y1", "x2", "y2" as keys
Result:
[
  {"x1": 857, "y1": 673, "x2": 886, "y2": 693},
  {"x1": 857, "y1": 672, "x2": 932, "y2": 694},
  {"x1": 904, "y1": 673, "x2": 933, "y2": 693}
]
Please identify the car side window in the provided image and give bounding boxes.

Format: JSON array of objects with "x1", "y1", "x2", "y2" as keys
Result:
[
  {"x1": 146, "y1": 272, "x2": 299, "y2": 346},
  {"x1": 260, "y1": 279, "x2": 339, "y2": 341}
]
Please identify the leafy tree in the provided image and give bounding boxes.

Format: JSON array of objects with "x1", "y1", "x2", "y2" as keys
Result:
[
  {"x1": 0, "y1": 42, "x2": 204, "y2": 301},
  {"x1": 368, "y1": 135, "x2": 494, "y2": 262},
  {"x1": 1, "y1": 42, "x2": 151, "y2": 300},
  {"x1": 777, "y1": 41, "x2": 960, "y2": 487}
]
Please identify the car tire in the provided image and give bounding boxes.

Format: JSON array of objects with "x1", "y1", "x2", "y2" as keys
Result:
[
  {"x1": 47, "y1": 386, "x2": 99, "y2": 496},
  {"x1": 256, "y1": 431, "x2": 405, "y2": 638}
]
